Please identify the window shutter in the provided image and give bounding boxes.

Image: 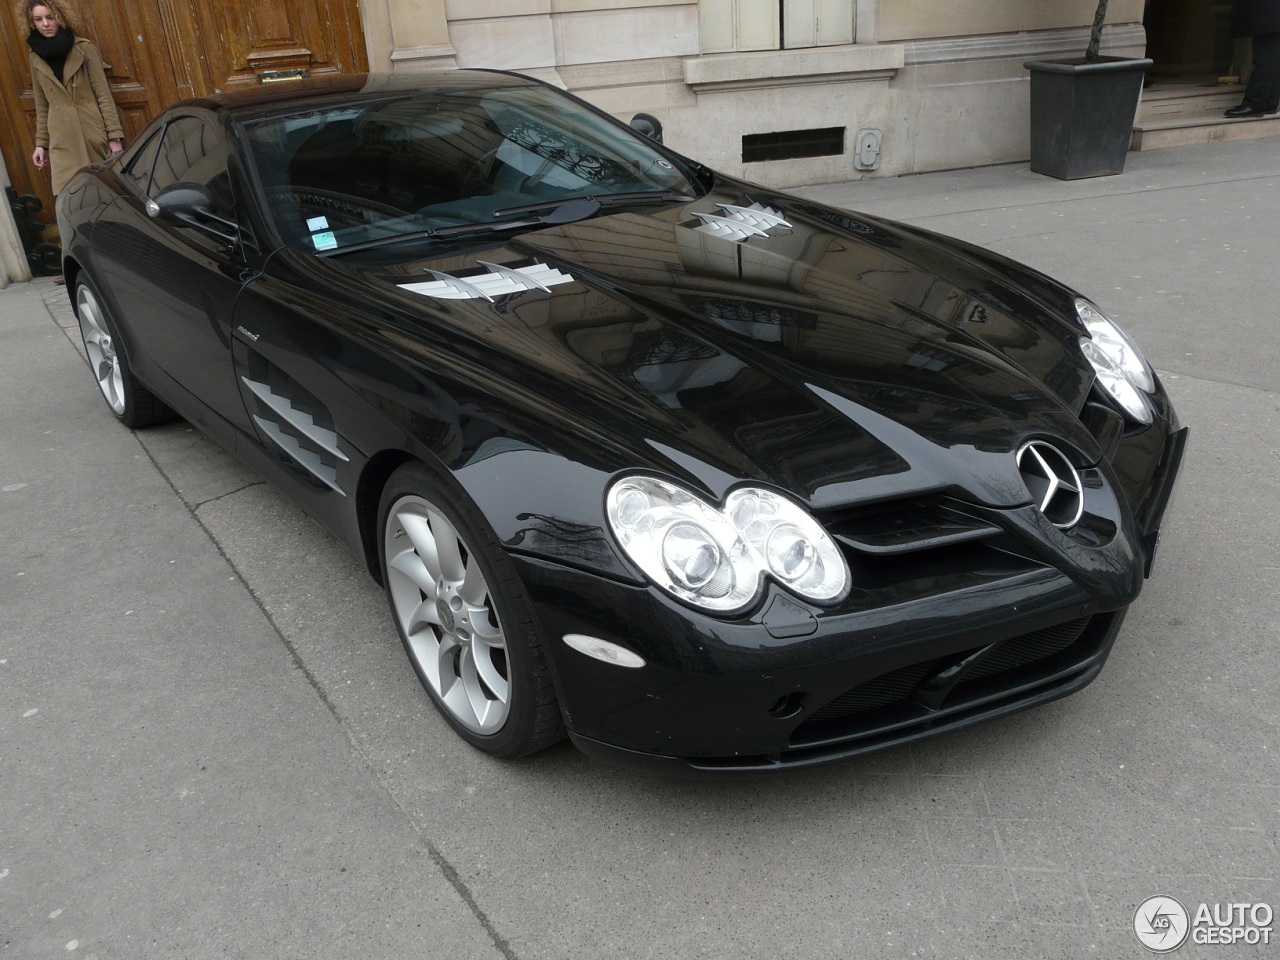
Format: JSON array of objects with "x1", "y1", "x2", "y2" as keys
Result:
[
  {"x1": 700, "y1": 0, "x2": 780, "y2": 53},
  {"x1": 736, "y1": 0, "x2": 781, "y2": 51},
  {"x1": 700, "y1": 0, "x2": 738, "y2": 53},
  {"x1": 783, "y1": 0, "x2": 853, "y2": 49},
  {"x1": 815, "y1": 0, "x2": 854, "y2": 46}
]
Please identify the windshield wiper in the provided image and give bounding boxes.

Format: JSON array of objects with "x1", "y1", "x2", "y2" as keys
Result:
[
  {"x1": 490, "y1": 190, "x2": 689, "y2": 219},
  {"x1": 320, "y1": 197, "x2": 604, "y2": 258}
]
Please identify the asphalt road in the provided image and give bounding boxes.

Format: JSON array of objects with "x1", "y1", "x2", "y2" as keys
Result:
[{"x1": 2, "y1": 137, "x2": 1277, "y2": 959}]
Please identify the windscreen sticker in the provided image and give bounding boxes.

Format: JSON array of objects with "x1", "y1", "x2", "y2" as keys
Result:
[
  {"x1": 306, "y1": 216, "x2": 329, "y2": 231},
  {"x1": 312, "y1": 231, "x2": 337, "y2": 251}
]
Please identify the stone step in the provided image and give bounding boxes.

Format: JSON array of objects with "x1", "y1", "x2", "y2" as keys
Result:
[
  {"x1": 1130, "y1": 80, "x2": 1280, "y2": 151},
  {"x1": 1137, "y1": 84, "x2": 1243, "y2": 122},
  {"x1": 1132, "y1": 113, "x2": 1280, "y2": 150}
]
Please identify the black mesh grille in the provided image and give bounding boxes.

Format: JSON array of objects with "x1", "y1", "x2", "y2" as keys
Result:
[
  {"x1": 958, "y1": 618, "x2": 1088, "y2": 685},
  {"x1": 798, "y1": 617, "x2": 1093, "y2": 728},
  {"x1": 807, "y1": 663, "x2": 934, "y2": 722}
]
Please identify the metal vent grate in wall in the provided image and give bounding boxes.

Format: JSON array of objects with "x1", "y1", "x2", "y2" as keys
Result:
[{"x1": 742, "y1": 127, "x2": 845, "y2": 163}]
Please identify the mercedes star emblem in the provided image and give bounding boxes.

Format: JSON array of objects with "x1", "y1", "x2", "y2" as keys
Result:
[{"x1": 1017, "y1": 441, "x2": 1085, "y2": 529}]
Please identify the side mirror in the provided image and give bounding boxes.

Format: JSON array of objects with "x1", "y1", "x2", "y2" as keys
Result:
[
  {"x1": 629, "y1": 112, "x2": 664, "y2": 144},
  {"x1": 146, "y1": 182, "x2": 214, "y2": 221},
  {"x1": 146, "y1": 182, "x2": 239, "y2": 244}
]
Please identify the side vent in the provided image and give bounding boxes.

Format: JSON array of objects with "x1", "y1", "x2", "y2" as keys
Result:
[{"x1": 242, "y1": 353, "x2": 348, "y2": 496}]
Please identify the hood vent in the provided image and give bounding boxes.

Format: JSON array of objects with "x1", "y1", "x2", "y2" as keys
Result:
[
  {"x1": 692, "y1": 202, "x2": 791, "y2": 243},
  {"x1": 399, "y1": 260, "x2": 574, "y2": 302}
]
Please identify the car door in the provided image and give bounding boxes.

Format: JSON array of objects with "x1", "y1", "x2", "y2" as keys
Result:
[
  {"x1": 90, "y1": 111, "x2": 260, "y2": 437},
  {"x1": 226, "y1": 257, "x2": 374, "y2": 544}
]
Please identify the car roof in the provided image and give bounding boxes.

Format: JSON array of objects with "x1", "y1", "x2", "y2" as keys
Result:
[{"x1": 173, "y1": 70, "x2": 535, "y2": 121}]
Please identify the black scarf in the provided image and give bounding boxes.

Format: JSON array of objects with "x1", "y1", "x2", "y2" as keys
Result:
[{"x1": 27, "y1": 26, "x2": 75, "y2": 84}]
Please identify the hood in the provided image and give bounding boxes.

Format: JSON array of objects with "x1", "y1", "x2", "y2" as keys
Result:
[{"x1": 340, "y1": 186, "x2": 1100, "y2": 511}]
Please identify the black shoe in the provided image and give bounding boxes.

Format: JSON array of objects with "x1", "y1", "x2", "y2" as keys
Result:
[{"x1": 1225, "y1": 104, "x2": 1265, "y2": 118}]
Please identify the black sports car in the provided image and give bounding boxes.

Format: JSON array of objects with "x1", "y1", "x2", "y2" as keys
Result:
[{"x1": 58, "y1": 71, "x2": 1187, "y2": 775}]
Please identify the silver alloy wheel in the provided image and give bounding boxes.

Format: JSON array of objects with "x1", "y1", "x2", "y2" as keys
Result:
[
  {"x1": 384, "y1": 494, "x2": 510, "y2": 734},
  {"x1": 76, "y1": 284, "x2": 125, "y2": 415}
]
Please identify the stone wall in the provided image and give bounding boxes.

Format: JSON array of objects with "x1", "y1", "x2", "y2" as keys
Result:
[{"x1": 359, "y1": 0, "x2": 1148, "y2": 185}]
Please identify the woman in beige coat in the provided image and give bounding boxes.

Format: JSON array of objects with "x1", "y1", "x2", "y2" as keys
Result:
[{"x1": 19, "y1": 0, "x2": 124, "y2": 195}]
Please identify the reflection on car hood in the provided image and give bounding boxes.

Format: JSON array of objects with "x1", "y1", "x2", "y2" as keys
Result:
[{"x1": 354, "y1": 187, "x2": 1099, "y2": 509}]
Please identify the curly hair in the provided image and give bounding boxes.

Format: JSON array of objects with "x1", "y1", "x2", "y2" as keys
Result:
[{"x1": 15, "y1": 0, "x2": 83, "y2": 35}]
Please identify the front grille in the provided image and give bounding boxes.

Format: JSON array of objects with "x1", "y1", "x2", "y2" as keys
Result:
[
  {"x1": 813, "y1": 497, "x2": 1043, "y2": 613},
  {"x1": 823, "y1": 498, "x2": 1000, "y2": 556}
]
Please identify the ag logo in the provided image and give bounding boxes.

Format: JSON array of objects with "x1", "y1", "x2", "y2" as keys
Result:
[{"x1": 1135, "y1": 896, "x2": 1190, "y2": 952}]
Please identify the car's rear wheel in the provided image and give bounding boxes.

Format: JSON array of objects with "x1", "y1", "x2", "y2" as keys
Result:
[
  {"x1": 74, "y1": 277, "x2": 172, "y2": 428},
  {"x1": 378, "y1": 462, "x2": 563, "y2": 757}
]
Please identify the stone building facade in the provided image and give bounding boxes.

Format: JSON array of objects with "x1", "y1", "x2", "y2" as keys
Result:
[
  {"x1": 2, "y1": 1, "x2": 1151, "y2": 285},
  {"x1": 357, "y1": 0, "x2": 1146, "y2": 186}
]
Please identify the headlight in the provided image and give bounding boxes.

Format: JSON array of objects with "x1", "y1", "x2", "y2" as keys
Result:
[
  {"x1": 1076, "y1": 299, "x2": 1155, "y2": 424},
  {"x1": 606, "y1": 476, "x2": 849, "y2": 614}
]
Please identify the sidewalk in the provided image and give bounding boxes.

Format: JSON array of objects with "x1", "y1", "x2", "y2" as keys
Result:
[
  {"x1": 2, "y1": 138, "x2": 1278, "y2": 959},
  {"x1": 0, "y1": 282, "x2": 502, "y2": 957}
]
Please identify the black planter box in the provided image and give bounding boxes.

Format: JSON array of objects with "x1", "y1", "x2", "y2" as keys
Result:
[{"x1": 1023, "y1": 56, "x2": 1152, "y2": 180}]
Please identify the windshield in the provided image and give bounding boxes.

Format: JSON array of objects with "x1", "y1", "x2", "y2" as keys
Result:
[{"x1": 241, "y1": 80, "x2": 702, "y2": 254}]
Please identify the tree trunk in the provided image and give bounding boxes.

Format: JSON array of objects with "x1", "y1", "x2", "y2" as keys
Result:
[{"x1": 1086, "y1": 0, "x2": 1110, "y2": 62}]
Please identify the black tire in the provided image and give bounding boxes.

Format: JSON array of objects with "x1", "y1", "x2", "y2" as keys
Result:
[
  {"x1": 74, "y1": 276, "x2": 173, "y2": 428},
  {"x1": 378, "y1": 461, "x2": 564, "y2": 757}
]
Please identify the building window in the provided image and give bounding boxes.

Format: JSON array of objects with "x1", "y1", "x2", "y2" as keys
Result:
[{"x1": 700, "y1": 0, "x2": 854, "y2": 54}]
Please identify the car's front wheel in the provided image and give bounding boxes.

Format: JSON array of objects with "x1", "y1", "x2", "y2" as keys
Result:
[
  {"x1": 74, "y1": 276, "x2": 172, "y2": 428},
  {"x1": 378, "y1": 462, "x2": 564, "y2": 757}
]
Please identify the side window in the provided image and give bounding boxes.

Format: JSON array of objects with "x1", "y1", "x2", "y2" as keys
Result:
[
  {"x1": 150, "y1": 116, "x2": 232, "y2": 210},
  {"x1": 121, "y1": 127, "x2": 164, "y2": 194},
  {"x1": 149, "y1": 115, "x2": 240, "y2": 252}
]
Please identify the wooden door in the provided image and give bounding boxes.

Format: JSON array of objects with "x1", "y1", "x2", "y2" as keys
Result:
[
  {"x1": 182, "y1": 0, "x2": 368, "y2": 92},
  {"x1": 1, "y1": 0, "x2": 367, "y2": 230}
]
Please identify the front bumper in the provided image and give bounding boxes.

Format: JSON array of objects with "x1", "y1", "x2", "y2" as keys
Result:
[
  {"x1": 514, "y1": 418, "x2": 1188, "y2": 777},
  {"x1": 517, "y1": 549, "x2": 1125, "y2": 775},
  {"x1": 573, "y1": 612, "x2": 1125, "y2": 777}
]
